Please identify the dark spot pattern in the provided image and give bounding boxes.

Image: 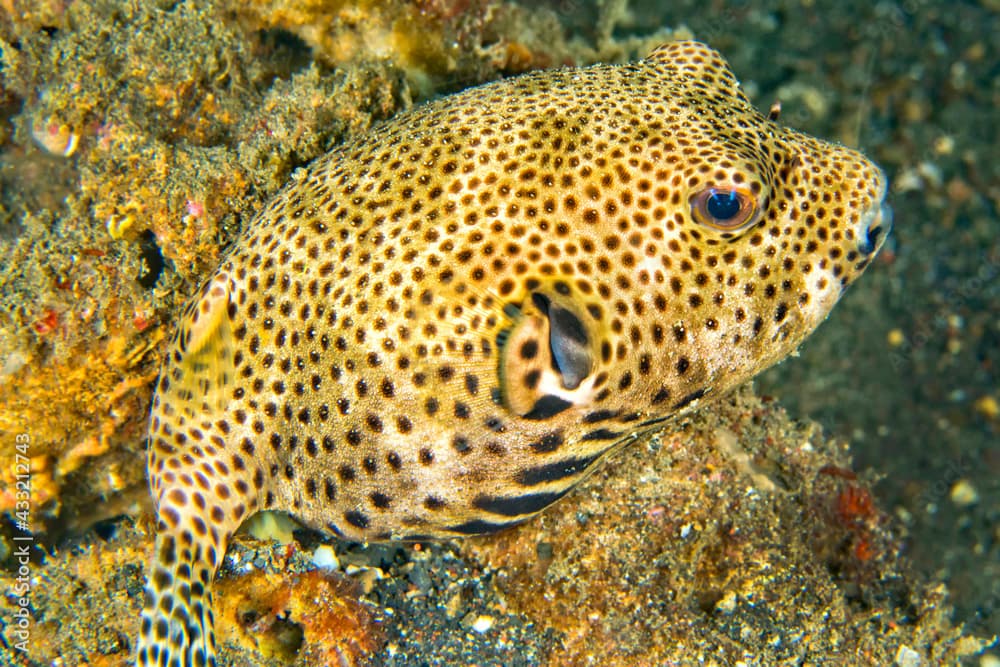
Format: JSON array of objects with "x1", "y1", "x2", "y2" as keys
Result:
[{"x1": 140, "y1": 40, "x2": 888, "y2": 667}]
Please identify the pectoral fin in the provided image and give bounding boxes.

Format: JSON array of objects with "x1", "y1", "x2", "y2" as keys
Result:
[
  {"x1": 498, "y1": 291, "x2": 595, "y2": 420},
  {"x1": 169, "y1": 273, "x2": 236, "y2": 419}
]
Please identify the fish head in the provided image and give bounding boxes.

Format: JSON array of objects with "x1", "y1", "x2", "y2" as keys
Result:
[{"x1": 497, "y1": 41, "x2": 891, "y2": 422}]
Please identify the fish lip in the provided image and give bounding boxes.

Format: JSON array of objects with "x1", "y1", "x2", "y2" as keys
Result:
[{"x1": 857, "y1": 168, "x2": 892, "y2": 256}]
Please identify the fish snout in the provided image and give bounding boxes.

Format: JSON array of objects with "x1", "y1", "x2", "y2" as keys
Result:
[{"x1": 856, "y1": 169, "x2": 892, "y2": 256}]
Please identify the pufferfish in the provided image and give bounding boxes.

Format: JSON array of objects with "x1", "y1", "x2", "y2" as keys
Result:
[{"x1": 136, "y1": 41, "x2": 890, "y2": 666}]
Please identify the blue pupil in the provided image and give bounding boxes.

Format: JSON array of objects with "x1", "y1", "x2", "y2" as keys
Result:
[{"x1": 706, "y1": 191, "x2": 741, "y2": 220}]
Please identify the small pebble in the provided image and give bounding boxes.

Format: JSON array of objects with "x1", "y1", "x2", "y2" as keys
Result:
[
  {"x1": 406, "y1": 561, "x2": 432, "y2": 593},
  {"x1": 894, "y1": 168, "x2": 923, "y2": 193},
  {"x1": 916, "y1": 161, "x2": 942, "y2": 188},
  {"x1": 471, "y1": 615, "x2": 494, "y2": 634},
  {"x1": 715, "y1": 590, "x2": 738, "y2": 615},
  {"x1": 311, "y1": 544, "x2": 340, "y2": 570},
  {"x1": 895, "y1": 644, "x2": 921, "y2": 667},
  {"x1": 933, "y1": 135, "x2": 955, "y2": 156},
  {"x1": 980, "y1": 653, "x2": 1000, "y2": 667},
  {"x1": 974, "y1": 395, "x2": 999, "y2": 420},
  {"x1": 445, "y1": 591, "x2": 463, "y2": 618},
  {"x1": 357, "y1": 568, "x2": 383, "y2": 594},
  {"x1": 949, "y1": 479, "x2": 979, "y2": 507}
]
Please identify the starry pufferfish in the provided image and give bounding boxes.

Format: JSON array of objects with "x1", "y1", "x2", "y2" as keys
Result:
[{"x1": 136, "y1": 41, "x2": 891, "y2": 666}]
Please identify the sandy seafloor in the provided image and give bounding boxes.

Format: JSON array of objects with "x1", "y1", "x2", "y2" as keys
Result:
[{"x1": 0, "y1": 0, "x2": 997, "y2": 665}]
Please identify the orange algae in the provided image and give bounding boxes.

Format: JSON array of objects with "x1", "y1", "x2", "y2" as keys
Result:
[
  {"x1": 0, "y1": 330, "x2": 162, "y2": 521},
  {"x1": 215, "y1": 567, "x2": 381, "y2": 664}
]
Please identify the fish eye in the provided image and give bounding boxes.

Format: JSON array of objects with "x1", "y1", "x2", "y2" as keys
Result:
[{"x1": 690, "y1": 186, "x2": 760, "y2": 233}]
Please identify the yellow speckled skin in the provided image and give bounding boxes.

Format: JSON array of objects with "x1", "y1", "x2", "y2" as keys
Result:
[{"x1": 136, "y1": 42, "x2": 890, "y2": 666}]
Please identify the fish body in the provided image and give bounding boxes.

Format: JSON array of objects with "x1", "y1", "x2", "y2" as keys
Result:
[{"x1": 136, "y1": 41, "x2": 890, "y2": 666}]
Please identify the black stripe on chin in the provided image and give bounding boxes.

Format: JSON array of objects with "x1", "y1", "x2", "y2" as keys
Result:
[
  {"x1": 447, "y1": 518, "x2": 523, "y2": 535},
  {"x1": 672, "y1": 388, "x2": 706, "y2": 410},
  {"x1": 472, "y1": 489, "x2": 570, "y2": 517},
  {"x1": 581, "y1": 428, "x2": 623, "y2": 441},
  {"x1": 522, "y1": 394, "x2": 574, "y2": 420},
  {"x1": 515, "y1": 451, "x2": 603, "y2": 487}
]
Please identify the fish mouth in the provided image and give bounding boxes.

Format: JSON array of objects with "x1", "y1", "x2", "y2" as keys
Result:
[{"x1": 857, "y1": 168, "x2": 892, "y2": 256}]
